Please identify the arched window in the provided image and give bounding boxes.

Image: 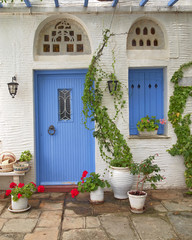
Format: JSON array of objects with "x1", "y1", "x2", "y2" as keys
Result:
[
  {"x1": 37, "y1": 19, "x2": 91, "y2": 55},
  {"x1": 127, "y1": 19, "x2": 165, "y2": 50}
]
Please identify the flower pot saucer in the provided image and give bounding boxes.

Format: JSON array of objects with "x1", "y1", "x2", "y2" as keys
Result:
[
  {"x1": 89, "y1": 199, "x2": 104, "y2": 205},
  {"x1": 130, "y1": 206, "x2": 145, "y2": 214},
  {"x1": 8, "y1": 204, "x2": 31, "y2": 213}
]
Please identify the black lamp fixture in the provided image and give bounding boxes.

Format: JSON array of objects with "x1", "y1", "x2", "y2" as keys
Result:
[
  {"x1": 107, "y1": 80, "x2": 118, "y2": 94},
  {"x1": 8, "y1": 76, "x2": 19, "y2": 98}
]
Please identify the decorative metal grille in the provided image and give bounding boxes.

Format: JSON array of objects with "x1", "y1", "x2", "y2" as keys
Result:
[
  {"x1": 59, "y1": 89, "x2": 71, "y2": 121},
  {"x1": 38, "y1": 19, "x2": 91, "y2": 55}
]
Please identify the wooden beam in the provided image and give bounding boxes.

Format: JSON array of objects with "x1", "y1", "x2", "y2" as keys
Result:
[
  {"x1": 168, "y1": 0, "x2": 179, "y2": 6},
  {"x1": 112, "y1": 0, "x2": 119, "y2": 7},
  {"x1": 84, "y1": 0, "x2": 88, "y2": 7},
  {"x1": 24, "y1": 0, "x2": 31, "y2": 8},
  {"x1": 54, "y1": 0, "x2": 59, "y2": 8},
  {"x1": 0, "y1": 2, "x2": 3, "y2": 8},
  {"x1": 139, "y1": 0, "x2": 149, "y2": 6}
]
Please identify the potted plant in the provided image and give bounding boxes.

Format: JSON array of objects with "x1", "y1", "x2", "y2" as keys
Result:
[
  {"x1": 13, "y1": 150, "x2": 32, "y2": 174},
  {"x1": 6, "y1": 182, "x2": 45, "y2": 212},
  {"x1": 109, "y1": 158, "x2": 134, "y2": 200},
  {"x1": 71, "y1": 171, "x2": 110, "y2": 203},
  {"x1": 128, "y1": 154, "x2": 164, "y2": 213},
  {"x1": 137, "y1": 115, "x2": 166, "y2": 136}
]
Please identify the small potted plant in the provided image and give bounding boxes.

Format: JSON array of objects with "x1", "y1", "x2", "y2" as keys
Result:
[
  {"x1": 128, "y1": 154, "x2": 164, "y2": 213},
  {"x1": 6, "y1": 182, "x2": 45, "y2": 212},
  {"x1": 13, "y1": 150, "x2": 32, "y2": 174},
  {"x1": 71, "y1": 171, "x2": 110, "y2": 203},
  {"x1": 137, "y1": 115, "x2": 166, "y2": 136}
]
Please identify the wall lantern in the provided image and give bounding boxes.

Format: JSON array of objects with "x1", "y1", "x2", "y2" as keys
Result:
[
  {"x1": 107, "y1": 80, "x2": 118, "y2": 93},
  {"x1": 7, "y1": 76, "x2": 19, "y2": 98}
]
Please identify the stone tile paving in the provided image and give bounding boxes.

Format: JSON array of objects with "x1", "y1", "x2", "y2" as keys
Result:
[{"x1": 0, "y1": 189, "x2": 191, "y2": 240}]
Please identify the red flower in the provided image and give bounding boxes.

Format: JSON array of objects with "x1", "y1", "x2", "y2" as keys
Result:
[
  {"x1": 30, "y1": 182, "x2": 36, "y2": 187},
  {"x1": 71, "y1": 188, "x2": 79, "y2": 198},
  {"x1": 18, "y1": 193, "x2": 22, "y2": 199},
  {"x1": 6, "y1": 190, "x2": 11, "y2": 196},
  {"x1": 10, "y1": 182, "x2": 17, "y2": 188},
  {"x1": 37, "y1": 185, "x2": 45, "y2": 193},
  {"x1": 82, "y1": 180, "x2": 84, "y2": 183},
  {"x1": 18, "y1": 183, "x2": 25, "y2": 188},
  {"x1": 82, "y1": 170, "x2": 88, "y2": 178}
]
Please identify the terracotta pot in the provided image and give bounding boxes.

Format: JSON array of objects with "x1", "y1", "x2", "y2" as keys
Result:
[{"x1": 109, "y1": 166, "x2": 133, "y2": 199}]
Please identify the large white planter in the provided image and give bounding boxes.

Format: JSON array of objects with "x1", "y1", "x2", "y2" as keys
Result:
[
  {"x1": 109, "y1": 166, "x2": 133, "y2": 199},
  {"x1": 128, "y1": 191, "x2": 147, "y2": 213},
  {"x1": 139, "y1": 130, "x2": 157, "y2": 136},
  {"x1": 11, "y1": 196, "x2": 28, "y2": 210},
  {"x1": 90, "y1": 187, "x2": 104, "y2": 203}
]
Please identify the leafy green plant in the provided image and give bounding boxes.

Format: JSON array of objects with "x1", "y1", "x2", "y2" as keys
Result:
[
  {"x1": 82, "y1": 29, "x2": 133, "y2": 169},
  {"x1": 168, "y1": 61, "x2": 192, "y2": 189},
  {"x1": 71, "y1": 171, "x2": 110, "y2": 197},
  {"x1": 130, "y1": 154, "x2": 164, "y2": 192},
  {"x1": 78, "y1": 171, "x2": 110, "y2": 193},
  {"x1": 136, "y1": 115, "x2": 164, "y2": 132},
  {"x1": 19, "y1": 150, "x2": 32, "y2": 162},
  {"x1": 6, "y1": 182, "x2": 44, "y2": 201}
]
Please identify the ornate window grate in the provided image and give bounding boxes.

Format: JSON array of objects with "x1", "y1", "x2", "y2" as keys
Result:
[
  {"x1": 59, "y1": 89, "x2": 71, "y2": 121},
  {"x1": 38, "y1": 19, "x2": 91, "y2": 56}
]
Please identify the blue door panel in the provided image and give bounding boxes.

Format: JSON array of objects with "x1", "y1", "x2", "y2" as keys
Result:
[
  {"x1": 129, "y1": 69, "x2": 164, "y2": 135},
  {"x1": 35, "y1": 70, "x2": 95, "y2": 185}
]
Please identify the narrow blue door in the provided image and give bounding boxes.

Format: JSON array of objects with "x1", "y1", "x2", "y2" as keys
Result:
[
  {"x1": 35, "y1": 70, "x2": 95, "y2": 185},
  {"x1": 129, "y1": 68, "x2": 164, "y2": 135}
]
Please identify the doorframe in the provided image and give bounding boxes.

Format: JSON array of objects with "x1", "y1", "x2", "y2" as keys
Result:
[{"x1": 34, "y1": 69, "x2": 91, "y2": 185}]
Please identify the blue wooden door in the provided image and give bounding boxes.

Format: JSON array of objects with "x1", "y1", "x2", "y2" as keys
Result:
[
  {"x1": 35, "y1": 70, "x2": 95, "y2": 185},
  {"x1": 129, "y1": 68, "x2": 164, "y2": 135}
]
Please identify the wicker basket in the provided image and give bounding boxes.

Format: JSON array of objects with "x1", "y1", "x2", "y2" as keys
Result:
[{"x1": 0, "y1": 151, "x2": 16, "y2": 172}]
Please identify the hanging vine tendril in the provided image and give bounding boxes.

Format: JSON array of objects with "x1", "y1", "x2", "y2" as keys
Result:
[
  {"x1": 168, "y1": 61, "x2": 192, "y2": 190},
  {"x1": 82, "y1": 29, "x2": 133, "y2": 169}
]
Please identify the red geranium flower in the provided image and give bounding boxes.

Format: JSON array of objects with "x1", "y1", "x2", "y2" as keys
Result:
[
  {"x1": 18, "y1": 193, "x2": 22, "y2": 199},
  {"x1": 10, "y1": 182, "x2": 17, "y2": 188},
  {"x1": 30, "y1": 182, "x2": 36, "y2": 187},
  {"x1": 37, "y1": 185, "x2": 45, "y2": 193},
  {"x1": 6, "y1": 190, "x2": 11, "y2": 196},
  {"x1": 82, "y1": 170, "x2": 88, "y2": 178},
  {"x1": 71, "y1": 188, "x2": 79, "y2": 198},
  {"x1": 18, "y1": 183, "x2": 25, "y2": 188}
]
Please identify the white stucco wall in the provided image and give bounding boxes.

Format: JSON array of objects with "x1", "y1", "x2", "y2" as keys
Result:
[{"x1": 0, "y1": 2, "x2": 192, "y2": 190}]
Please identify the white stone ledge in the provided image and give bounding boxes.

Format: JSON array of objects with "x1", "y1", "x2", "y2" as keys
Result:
[
  {"x1": 1, "y1": 5, "x2": 192, "y2": 15},
  {"x1": 128, "y1": 135, "x2": 171, "y2": 139}
]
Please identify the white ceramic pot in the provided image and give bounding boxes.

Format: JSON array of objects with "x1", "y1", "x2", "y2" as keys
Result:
[
  {"x1": 109, "y1": 166, "x2": 133, "y2": 199},
  {"x1": 128, "y1": 191, "x2": 147, "y2": 213},
  {"x1": 139, "y1": 130, "x2": 157, "y2": 136},
  {"x1": 11, "y1": 196, "x2": 28, "y2": 210},
  {"x1": 90, "y1": 187, "x2": 104, "y2": 203}
]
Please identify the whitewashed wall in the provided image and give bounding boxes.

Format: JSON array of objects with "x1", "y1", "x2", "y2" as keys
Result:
[{"x1": 0, "y1": 5, "x2": 192, "y2": 189}]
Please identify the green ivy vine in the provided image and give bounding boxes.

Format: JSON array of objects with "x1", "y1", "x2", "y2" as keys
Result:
[
  {"x1": 168, "y1": 61, "x2": 192, "y2": 189},
  {"x1": 82, "y1": 29, "x2": 133, "y2": 169}
]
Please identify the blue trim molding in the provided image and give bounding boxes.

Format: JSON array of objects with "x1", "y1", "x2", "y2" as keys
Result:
[
  {"x1": 54, "y1": 0, "x2": 59, "y2": 7},
  {"x1": 168, "y1": 0, "x2": 179, "y2": 6},
  {"x1": 112, "y1": 0, "x2": 118, "y2": 7},
  {"x1": 139, "y1": 0, "x2": 149, "y2": 6},
  {"x1": 84, "y1": 0, "x2": 89, "y2": 7},
  {"x1": 24, "y1": 0, "x2": 31, "y2": 7}
]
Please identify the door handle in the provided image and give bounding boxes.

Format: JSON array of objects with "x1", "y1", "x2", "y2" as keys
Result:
[{"x1": 48, "y1": 125, "x2": 56, "y2": 135}]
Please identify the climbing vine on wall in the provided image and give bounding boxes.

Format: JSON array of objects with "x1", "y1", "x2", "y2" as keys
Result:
[
  {"x1": 82, "y1": 29, "x2": 133, "y2": 169},
  {"x1": 168, "y1": 61, "x2": 192, "y2": 189}
]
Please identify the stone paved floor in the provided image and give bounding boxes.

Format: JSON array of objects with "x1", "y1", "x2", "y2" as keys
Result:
[{"x1": 0, "y1": 189, "x2": 192, "y2": 240}]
